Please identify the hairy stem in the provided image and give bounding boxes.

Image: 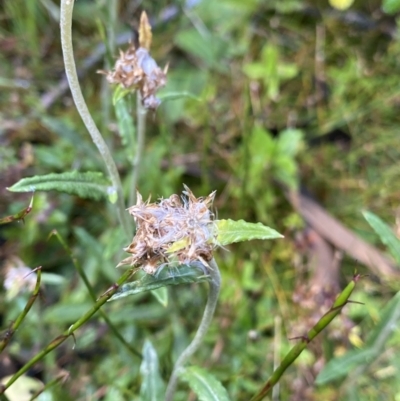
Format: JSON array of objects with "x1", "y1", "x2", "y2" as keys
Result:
[
  {"x1": 250, "y1": 275, "x2": 360, "y2": 401},
  {"x1": 0, "y1": 268, "x2": 135, "y2": 394},
  {"x1": 0, "y1": 268, "x2": 41, "y2": 354},
  {"x1": 60, "y1": 0, "x2": 131, "y2": 238},
  {"x1": 165, "y1": 258, "x2": 221, "y2": 401},
  {"x1": 129, "y1": 92, "x2": 147, "y2": 206},
  {"x1": 53, "y1": 231, "x2": 141, "y2": 359}
]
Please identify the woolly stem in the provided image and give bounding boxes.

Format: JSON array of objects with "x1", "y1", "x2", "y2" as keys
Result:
[
  {"x1": 165, "y1": 258, "x2": 221, "y2": 401},
  {"x1": 60, "y1": 0, "x2": 131, "y2": 238},
  {"x1": 129, "y1": 91, "x2": 147, "y2": 206}
]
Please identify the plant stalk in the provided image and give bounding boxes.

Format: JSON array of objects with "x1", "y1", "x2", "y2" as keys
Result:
[
  {"x1": 129, "y1": 92, "x2": 147, "y2": 206},
  {"x1": 60, "y1": 0, "x2": 131, "y2": 239},
  {"x1": 53, "y1": 231, "x2": 141, "y2": 359},
  {"x1": 0, "y1": 268, "x2": 42, "y2": 354},
  {"x1": 249, "y1": 275, "x2": 360, "y2": 401},
  {"x1": 0, "y1": 268, "x2": 135, "y2": 394},
  {"x1": 165, "y1": 258, "x2": 221, "y2": 401}
]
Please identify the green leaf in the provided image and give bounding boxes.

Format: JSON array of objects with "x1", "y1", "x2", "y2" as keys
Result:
[
  {"x1": 242, "y1": 63, "x2": 265, "y2": 80},
  {"x1": 180, "y1": 366, "x2": 231, "y2": 401},
  {"x1": 112, "y1": 85, "x2": 133, "y2": 105},
  {"x1": 41, "y1": 273, "x2": 66, "y2": 285},
  {"x1": 382, "y1": 0, "x2": 400, "y2": 13},
  {"x1": 108, "y1": 264, "x2": 211, "y2": 302},
  {"x1": 214, "y1": 219, "x2": 283, "y2": 246},
  {"x1": 365, "y1": 291, "x2": 400, "y2": 347},
  {"x1": 151, "y1": 287, "x2": 168, "y2": 307},
  {"x1": 316, "y1": 292, "x2": 400, "y2": 385},
  {"x1": 276, "y1": 129, "x2": 303, "y2": 157},
  {"x1": 315, "y1": 348, "x2": 376, "y2": 385},
  {"x1": 7, "y1": 171, "x2": 111, "y2": 201},
  {"x1": 40, "y1": 116, "x2": 98, "y2": 161},
  {"x1": 158, "y1": 90, "x2": 201, "y2": 102},
  {"x1": 114, "y1": 95, "x2": 135, "y2": 155},
  {"x1": 174, "y1": 28, "x2": 228, "y2": 72},
  {"x1": 140, "y1": 340, "x2": 165, "y2": 401},
  {"x1": 362, "y1": 210, "x2": 400, "y2": 265}
]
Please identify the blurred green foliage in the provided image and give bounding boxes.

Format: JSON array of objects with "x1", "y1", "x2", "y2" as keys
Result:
[{"x1": 1, "y1": 0, "x2": 400, "y2": 400}]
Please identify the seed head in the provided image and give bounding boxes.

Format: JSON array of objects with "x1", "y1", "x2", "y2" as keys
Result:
[
  {"x1": 118, "y1": 186, "x2": 217, "y2": 274},
  {"x1": 99, "y1": 11, "x2": 167, "y2": 110}
]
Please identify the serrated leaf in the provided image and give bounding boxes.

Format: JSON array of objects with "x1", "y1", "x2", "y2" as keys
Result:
[
  {"x1": 7, "y1": 171, "x2": 111, "y2": 201},
  {"x1": 140, "y1": 340, "x2": 165, "y2": 401},
  {"x1": 108, "y1": 264, "x2": 211, "y2": 302},
  {"x1": 214, "y1": 219, "x2": 283, "y2": 246},
  {"x1": 180, "y1": 366, "x2": 231, "y2": 401},
  {"x1": 363, "y1": 210, "x2": 400, "y2": 265}
]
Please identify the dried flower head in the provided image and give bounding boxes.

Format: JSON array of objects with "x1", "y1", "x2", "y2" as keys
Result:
[
  {"x1": 119, "y1": 186, "x2": 217, "y2": 274},
  {"x1": 100, "y1": 11, "x2": 167, "y2": 109}
]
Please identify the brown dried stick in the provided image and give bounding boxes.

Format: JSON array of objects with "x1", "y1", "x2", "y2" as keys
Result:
[{"x1": 288, "y1": 190, "x2": 399, "y2": 278}]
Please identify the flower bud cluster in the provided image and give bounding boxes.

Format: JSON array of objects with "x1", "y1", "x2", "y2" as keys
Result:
[
  {"x1": 119, "y1": 186, "x2": 217, "y2": 274},
  {"x1": 104, "y1": 45, "x2": 167, "y2": 109}
]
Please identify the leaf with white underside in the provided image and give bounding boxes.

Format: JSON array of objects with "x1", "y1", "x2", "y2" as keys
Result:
[
  {"x1": 180, "y1": 366, "x2": 231, "y2": 401},
  {"x1": 214, "y1": 219, "x2": 283, "y2": 246},
  {"x1": 7, "y1": 171, "x2": 111, "y2": 201},
  {"x1": 140, "y1": 340, "x2": 165, "y2": 401},
  {"x1": 108, "y1": 264, "x2": 211, "y2": 302}
]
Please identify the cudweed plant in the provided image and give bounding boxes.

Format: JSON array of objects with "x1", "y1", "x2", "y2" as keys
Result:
[{"x1": 0, "y1": 2, "x2": 360, "y2": 400}]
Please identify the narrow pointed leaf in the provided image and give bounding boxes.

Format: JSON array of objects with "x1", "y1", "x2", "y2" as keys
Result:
[
  {"x1": 109, "y1": 264, "x2": 210, "y2": 301},
  {"x1": 151, "y1": 287, "x2": 168, "y2": 307},
  {"x1": 215, "y1": 219, "x2": 283, "y2": 246},
  {"x1": 114, "y1": 95, "x2": 135, "y2": 152},
  {"x1": 140, "y1": 340, "x2": 165, "y2": 401},
  {"x1": 113, "y1": 85, "x2": 133, "y2": 105},
  {"x1": 365, "y1": 291, "x2": 400, "y2": 347},
  {"x1": 316, "y1": 291, "x2": 400, "y2": 385},
  {"x1": 7, "y1": 171, "x2": 111, "y2": 201},
  {"x1": 363, "y1": 210, "x2": 400, "y2": 265},
  {"x1": 180, "y1": 366, "x2": 231, "y2": 401},
  {"x1": 158, "y1": 91, "x2": 201, "y2": 102},
  {"x1": 315, "y1": 348, "x2": 376, "y2": 384}
]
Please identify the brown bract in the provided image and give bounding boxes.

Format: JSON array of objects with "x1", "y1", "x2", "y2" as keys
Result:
[
  {"x1": 101, "y1": 45, "x2": 168, "y2": 110},
  {"x1": 99, "y1": 11, "x2": 167, "y2": 109},
  {"x1": 118, "y1": 186, "x2": 217, "y2": 275}
]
